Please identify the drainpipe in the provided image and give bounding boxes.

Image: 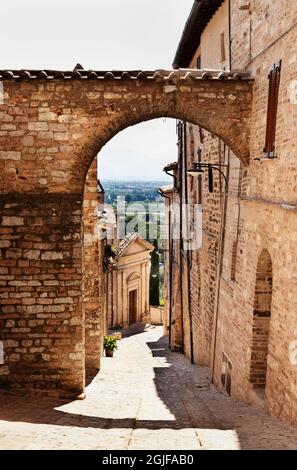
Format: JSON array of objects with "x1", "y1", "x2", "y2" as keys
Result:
[
  {"x1": 211, "y1": 145, "x2": 230, "y2": 382},
  {"x1": 183, "y1": 121, "x2": 194, "y2": 363},
  {"x1": 168, "y1": 211, "x2": 173, "y2": 349},
  {"x1": 164, "y1": 169, "x2": 177, "y2": 190},
  {"x1": 178, "y1": 123, "x2": 184, "y2": 352},
  {"x1": 104, "y1": 239, "x2": 110, "y2": 328},
  {"x1": 228, "y1": 0, "x2": 232, "y2": 70}
]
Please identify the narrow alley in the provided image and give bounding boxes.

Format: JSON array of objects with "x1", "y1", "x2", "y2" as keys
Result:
[{"x1": 0, "y1": 324, "x2": 296, "y2": 450}]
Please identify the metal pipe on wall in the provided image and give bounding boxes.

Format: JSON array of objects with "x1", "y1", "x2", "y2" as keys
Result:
[
  {"x1": 228, "y1": 0, "x2": 232, "y2": 70},
  {"x1": 211, "y1": 145, "x2": 230, "y2": 382},
  {"x1": 178, "y1": 122, "x2": 184, "y2": 352},
  {"x1": 183, "y1": 121, "x2": 194, "y2": 363}
]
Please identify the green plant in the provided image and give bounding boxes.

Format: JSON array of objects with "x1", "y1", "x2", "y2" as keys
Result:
[{"x1": 103, "y1": 335, "x2": 118, "y2": 351}]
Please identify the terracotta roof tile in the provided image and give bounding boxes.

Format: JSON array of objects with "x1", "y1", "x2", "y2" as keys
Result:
[
  {"x1": 163, "y1": 162, "x2": 178, "y2": 171},
  {"x1": 0, "y1": 69, "x2": 251, "y2": 81},
  {"x1": 117, "y1": 233, "x2": 138, "y2": 257}
]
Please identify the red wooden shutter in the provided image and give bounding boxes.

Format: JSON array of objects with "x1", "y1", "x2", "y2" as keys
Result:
[{"x1": 264, "y1": 61, "x2": 281, "y2": 158}]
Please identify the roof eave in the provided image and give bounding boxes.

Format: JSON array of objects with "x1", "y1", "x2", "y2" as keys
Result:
[
  {"x1": 163, "y1": 162, "x2": 178, "y2": 172},
  {"x1": 173, "y1": 0, "x2": 225, "y2": 69},
  {"x1": 173, "y1": 1, "x2": 203, "y2": 69}
]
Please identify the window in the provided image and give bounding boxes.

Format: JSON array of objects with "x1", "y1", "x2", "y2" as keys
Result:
[
  {"x1": 196, "y1": 55, "x2": 201, "y2": 69},
  {"x1": 220, "y1": 32, "x2": 226, "y2": 62},
  {"x1": 264, "y1": 61, "x2": 281, "y2": 158}
]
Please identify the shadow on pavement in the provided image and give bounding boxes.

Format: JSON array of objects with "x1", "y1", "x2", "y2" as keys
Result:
[{"x1": 0, "y1": 323, "x2": 296, "y2": 449}]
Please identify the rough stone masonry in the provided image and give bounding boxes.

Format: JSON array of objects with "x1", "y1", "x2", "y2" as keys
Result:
[{"x1": 0, "y1": 69, "x2": 253, "y2": 395}]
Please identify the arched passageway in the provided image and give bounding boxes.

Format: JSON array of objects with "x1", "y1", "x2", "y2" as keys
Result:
[
  {"x1": 249, "y1": 249, "x2": 273, "y2": 395},
  {"x1": 0, "y1": 68, "x2": 253, "y2": 394}
]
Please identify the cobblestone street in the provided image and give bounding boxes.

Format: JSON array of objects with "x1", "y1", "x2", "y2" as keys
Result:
[{"x1": 0, "y1": 324, "x2": 296, "y2": 450}]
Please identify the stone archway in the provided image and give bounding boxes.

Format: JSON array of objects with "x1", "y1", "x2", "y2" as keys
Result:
[
  {"x1": 0, "y1": 68, "x2": 253, "y2": 395},
  {"x1": 0, "y1": 69, "x2": 253, "y2": 195}
]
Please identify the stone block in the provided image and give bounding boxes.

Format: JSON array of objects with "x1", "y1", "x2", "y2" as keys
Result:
[
  {"x1": 41, "y1": 251, "x2": 63, "y2": 260},
  {"x1": 28, "y1": 122, "x2": 48, "y2": 131},
  {"x1": 0, "y1": 151, "x2": 21, "y2": 160}
]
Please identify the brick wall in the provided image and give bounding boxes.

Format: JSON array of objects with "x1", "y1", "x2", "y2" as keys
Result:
[
  {"x1": 0, "y1": 72, "x2": 252, "y2": 392},
  {"x1": 216, "y1": 0, "x2": 297, "y2": 423},
  {"x1": 0, "y1": 193, "x2": 84, "y2": 394},
  {"x1": 170, "y1": 0, "x2": 297, "y2": 424}
]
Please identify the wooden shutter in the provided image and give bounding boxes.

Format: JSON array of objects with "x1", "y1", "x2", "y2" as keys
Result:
[{"x1": 264, "y1": 61, "x2": 281, "y2": 158}]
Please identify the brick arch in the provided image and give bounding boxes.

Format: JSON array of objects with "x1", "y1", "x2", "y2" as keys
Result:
[
  {"x1": 249, "y1": 248, "x2": 273, "y2": 391},
  {"x1": 79, "y1": 83, "x2": 252, "y2": 189},
  {"x1": 0, "y1": 70, "x2": 253, "y2": 195}
]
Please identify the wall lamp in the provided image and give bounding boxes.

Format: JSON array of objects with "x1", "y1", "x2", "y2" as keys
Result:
[{"x1": 187, "y1": 162, "x2": 228, "y2": 193}]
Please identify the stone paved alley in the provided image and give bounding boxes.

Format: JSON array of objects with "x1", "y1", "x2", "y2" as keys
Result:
[{"x1": 0, "y1": 324, "x2": 296, "y2": 450}]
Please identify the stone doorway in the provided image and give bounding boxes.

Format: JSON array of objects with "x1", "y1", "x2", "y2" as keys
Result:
[{"x1": 129, "y1": 289, "x2": 138, "y2": 325}]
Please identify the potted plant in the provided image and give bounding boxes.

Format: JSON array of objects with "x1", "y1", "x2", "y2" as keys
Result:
[{"x1": 103, "y1": 335, "x2": 118, "y2": 357}]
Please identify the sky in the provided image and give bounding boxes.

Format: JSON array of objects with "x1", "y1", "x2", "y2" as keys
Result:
[{"x1": 0, "y1": 0, "x2": 194, "y2": 181}]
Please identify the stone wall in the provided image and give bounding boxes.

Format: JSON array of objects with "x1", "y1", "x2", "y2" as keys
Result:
[
  {"x1": 0, "y1": 193, "x2": 84, "y2": 394},
  {"x1": 150, "y1": 306, "x2": 164, "y2": 325},
  {"x1": 215, "y1": 0, "x2": 297, "y2": 423},
  {"x1": 0, "y1": 70, "x2": 252, "y2": 392},
  {"x1": 83, "y1": 158, "x2": 105, "y2": 375}
]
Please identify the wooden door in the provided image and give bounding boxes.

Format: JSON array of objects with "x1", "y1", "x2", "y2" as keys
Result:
[{"x1": 129, "y1": 289, "x2": 137, "y2": 324}]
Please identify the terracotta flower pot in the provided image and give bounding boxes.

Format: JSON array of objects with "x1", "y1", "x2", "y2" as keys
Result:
[{"x1": 105, "y1": 349, "x2": 114, "y2": 357}]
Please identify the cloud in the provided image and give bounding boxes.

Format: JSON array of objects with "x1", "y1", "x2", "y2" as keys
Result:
[
  {"x1": 99, "y1": 118, "x2": 176, "y2": 181},
  {"x1": 0, "y1": 0, "x2": 193, "y2": 180}
]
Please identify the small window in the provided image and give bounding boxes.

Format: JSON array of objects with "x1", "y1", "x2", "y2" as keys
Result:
[
  {"x1": 264, "y1": 61, "x2": 282, "y2": 158},
  {"x1": 0, "y1": 82, "x2": 3, "y2": 105},
  {"x1": 196, "y1": 55, "x2": 201, "y2": 69},
  {"x1": 220, "y1": 32, "x2": 226, "y2": 62}
]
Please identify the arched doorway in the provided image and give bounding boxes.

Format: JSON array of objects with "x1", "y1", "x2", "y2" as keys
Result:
[{"x1": 249, "y1": 249, "x2": 273, "y2": 400}]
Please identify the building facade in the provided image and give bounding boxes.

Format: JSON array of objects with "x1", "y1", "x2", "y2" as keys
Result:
[
  {"x1": 105, "y1": 234, "x2": 153, "y2": 328},
  {"x1": 1, "y1": 0, "x2": 297, "y2": 426},
  {"x1": 163, "y1": 0, "x2": 297, "y2": 424},
  {"x1": 0, "y1": 66, "x2": 250, "y2": 397}
]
